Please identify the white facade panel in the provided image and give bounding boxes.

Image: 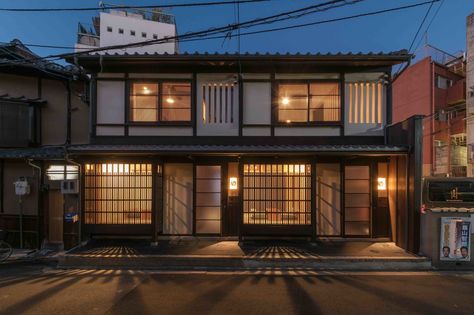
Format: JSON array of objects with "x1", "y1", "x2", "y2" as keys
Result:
[
  {"x1": 242, "y1": 127, "x2": 271, "y2": 136},
  {"x1": 128, "y1": 73, "x2": 192, "y2": 79},
  {"x1": 275, "y1": 73, "x2": 340, "y2": 80},
  {"x1": 196, "y1": 74, "x2": 239, "y2": 136},
  {"x1": 274, "y1": 127, "x2": 340, "y2": 136},
  {"x1": 96, "y1": 81, "x2": 125, "y2": 124},
  {"x1": 128, "y1": 127, "x2": 193, "y2": 136},
  {"x1": 163, "y1": 164, "x2": 193, "y2": 235},
  {"x1": 243, "y1": 82, "x2": 271, "y2": 125},
  {"x1": 97, "y1": 73, "x2": 126, "y2": 78},
  {"x1": 96, "y1": 126, "x2": 125, "y2": 136}
]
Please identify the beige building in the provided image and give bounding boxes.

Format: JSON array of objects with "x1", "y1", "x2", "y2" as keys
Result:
[{"x1": 0, "y1": 39, "x2": 89, "y2": 249}]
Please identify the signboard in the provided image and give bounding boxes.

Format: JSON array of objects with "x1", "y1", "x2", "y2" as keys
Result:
[{"x1": 440, "y1": 217, "x2": 471, "y2": 261}]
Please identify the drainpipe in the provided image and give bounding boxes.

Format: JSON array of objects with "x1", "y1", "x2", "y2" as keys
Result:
[
  {"x1": 28, "y1": 159, "x2": 42, "y2": 249},
  {"x1": 66, "y1": 80, "x2": 72, "y2": 145}
]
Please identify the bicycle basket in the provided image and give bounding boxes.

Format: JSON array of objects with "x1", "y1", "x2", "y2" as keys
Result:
[{"x1": 0, "y1": 230, "x2": 7, "y2": 241}]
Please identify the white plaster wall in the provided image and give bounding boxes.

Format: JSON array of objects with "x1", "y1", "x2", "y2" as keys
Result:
[
  {"x1": 96, "y1": 81, "x2": 125, "y2": 124},
  {"x1": 243, "y1": 82, "x2": 271, "y2": 125},
  {"x1": 274, "y1": 127, "x2": 340, "y2": 136}
]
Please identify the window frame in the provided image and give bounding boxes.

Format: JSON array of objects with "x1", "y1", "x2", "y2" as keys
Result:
[
  {"x1": 127, "y1": 79, "x2": 193, "y2": 126},
  {"x1": 274, "y1": 79, "x2": 343, "y2": 126}
]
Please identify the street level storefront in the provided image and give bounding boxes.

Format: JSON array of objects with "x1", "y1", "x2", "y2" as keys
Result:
[{"x1": 61, "y1": 143, "x2": 413, "y2": 244}]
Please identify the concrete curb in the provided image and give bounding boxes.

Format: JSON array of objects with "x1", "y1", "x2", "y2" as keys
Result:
[{"x1": 58, "y1": 255, "x2": 432, "y2": 271}]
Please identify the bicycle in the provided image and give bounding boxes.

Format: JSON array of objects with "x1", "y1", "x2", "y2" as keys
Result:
[{"x1": 0, "y1": 229, "x2": 12, "y2": 262}]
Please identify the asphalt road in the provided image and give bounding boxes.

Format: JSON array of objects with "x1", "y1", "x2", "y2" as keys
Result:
[{"x1": 1, "y1": 263, "x2": 474, "y2": 315}]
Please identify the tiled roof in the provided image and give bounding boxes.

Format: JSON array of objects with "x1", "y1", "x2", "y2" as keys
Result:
[
  {"x1": 0, "y1": 39, "x2": 85, "y2": 79},
  {"x1": 0, "y1": 144, "x2": 408, "y2": 159},
  {"x1": 87, "y1": 50, "x2": 409, "y2": 57},
  {"x1": 0, "y1": 147, "x2": 64, "y2": 159},
  {"x1": 67, "y1": 144, "x2": 408, "y2": 154},
  {"x1": 0, "y1": 94, "x2": 46, "y2": 104}
]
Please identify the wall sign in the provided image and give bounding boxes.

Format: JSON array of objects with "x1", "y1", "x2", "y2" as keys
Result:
[{"x1": 440, "y1": 217, "x2": 471, "y2": 261}]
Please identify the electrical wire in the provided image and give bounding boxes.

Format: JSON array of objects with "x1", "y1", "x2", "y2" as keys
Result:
[
  {"x1": 0, "y1": 0, "x2": 271, "y2": 12},
  {"x1": 0, "y1": 0, "x2": 439, "y2": 69},
  {"x1": 0, "y1": 0, "x2": 366, "y2": 66}
]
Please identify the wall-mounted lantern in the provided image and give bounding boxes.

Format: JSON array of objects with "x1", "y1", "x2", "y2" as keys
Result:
[
  {"x1": 229, "y1": 177, "x2": 238, "y2": 190},
  {"x1": 377, "y1": 177, "x2": 387, "y2": 191}
]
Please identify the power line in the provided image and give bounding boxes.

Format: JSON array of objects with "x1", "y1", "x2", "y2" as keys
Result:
[
  {"x1": 413, "y1": 0, "x2": 445, "y2": 53},
  {"x1": 0, "y1": 0, "x2": 438, "y2": 69},
  {"x1": 408, "y1": 1, "x2": 435, "y2": 53},
  {"x1": 394, "y1": 0, "x2": 439, "y2": 74},
  {"x1": 0, "y1": 0, "x2": 271, "y2": 12},
  {"x1": 0, "y1": 0, "x2": 364, "y2": 64}
]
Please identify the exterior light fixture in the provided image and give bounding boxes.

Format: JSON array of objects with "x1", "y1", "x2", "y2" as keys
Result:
[
  {"x1": 286, "y1": 120, "x2": 291, "y2": 123},
  {"x1": 46, "y1": 165, "x2": 79, "y2": 180},
  {"x1": 281, "y1": 97, "x2": 290, "y2": 105},
  {"x1": 229, "y1": 177, "x2": 238, "y2": 190},
  {"x1": 377, "y1": 177, "x2": 387, "y2": 191}
]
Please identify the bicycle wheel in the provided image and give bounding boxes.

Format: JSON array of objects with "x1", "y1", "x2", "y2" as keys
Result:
[{"x1": 0, "y1": 241, "x2": 12, "y2": 262}]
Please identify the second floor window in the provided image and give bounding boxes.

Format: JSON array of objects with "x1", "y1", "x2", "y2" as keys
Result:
[
  {"x1": 130, "y1": 82, "x2": 191, "y2": 123},
  {"x1": 278, "y1": 82, "x2": 340, "y2": 123}
]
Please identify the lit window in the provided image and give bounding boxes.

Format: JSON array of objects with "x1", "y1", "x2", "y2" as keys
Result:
[
  {"x1": 84, "y1": 163, "x2": 153, "y2": 224},
  {"x1": 278, "y1": 82, "x2": 340, "y2": 123},
  {"x1": 243, "y1": 164, "x2": 311, "y2": 225},
  {"x1": 130, "y1": 82, "x2": 191, "y2": 122}
]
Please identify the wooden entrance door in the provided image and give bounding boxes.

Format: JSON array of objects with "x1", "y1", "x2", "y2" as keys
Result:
[
  {"x1": 48, "y1": 190, "x2": 63, "y2": 244},
  {"x1": 195, "y1": 165, "x2": 222, "y2": 235},
  {"x1": 344, "y1": 165, "x2": 371, "y2": 237}
]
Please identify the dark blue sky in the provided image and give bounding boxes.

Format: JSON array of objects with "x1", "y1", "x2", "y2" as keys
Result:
[{"x1": 0, "y1": 0, "x2": 472, "y2": 59}]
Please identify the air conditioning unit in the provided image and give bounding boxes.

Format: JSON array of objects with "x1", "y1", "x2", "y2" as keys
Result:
[{"x1": 61, "y1": 180, "x2": 79, "y2": 194}]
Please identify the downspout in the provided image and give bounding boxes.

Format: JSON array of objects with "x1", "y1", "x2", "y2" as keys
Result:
[
  {"x1": 27, "y1": 159, "x2": 42, "y2": 249},
  {"x1": 66, "y1": 80, "x2": 72, "y2": 145},
  {"x1": 431, "y1": 62, "x2": 436, "y2": 175}
]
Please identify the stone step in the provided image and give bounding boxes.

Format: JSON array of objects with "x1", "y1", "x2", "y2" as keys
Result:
[{"x1": 58, "y1": 254, "x2": 432, "y2": 271}]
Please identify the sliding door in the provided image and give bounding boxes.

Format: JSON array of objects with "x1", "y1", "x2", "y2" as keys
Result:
[{"x1": 344, "y1": 165, "x2": 371, "y2": 236}]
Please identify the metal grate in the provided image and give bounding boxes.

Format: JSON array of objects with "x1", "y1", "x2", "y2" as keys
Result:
[
  {"x1": 243, "y1": 164, "x2": 311, "y2": 225},
  {"x1": 84, "y1": 163, "x2": 153, "y2": 224}
]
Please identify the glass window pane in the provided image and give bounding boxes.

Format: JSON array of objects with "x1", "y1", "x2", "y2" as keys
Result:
[
  {"x1": 345, "y1": 179, "x2": 370, "y2": 193},
  {"x1": 278, "y1": 84, "x2": 307, "y2": 97},
  {"x1": 345, "y1": 207, "x2": 370, "y2": 221},
  {"x1": 162, "y1": 82, "x2": 191, "y2": 95},
  {"x1": 345, "y1": 222, "x2": 370, "y2": 236},
  {"x1": 310, "y1": 83, "x2": 339, "y2": 95},
  {"x1": 279, "y1": 109, "x2": 308, "y2": 122},
  {"x1": 161, "y1": 109, "x2": 191, "y2": 121},
  {"x1": 345, "y1": 194, "x2": 370, "y2": 207},
  {"x1": 345, "y1": 166, "x2": 370, "y2": 179},
  {"x1": 132, "y1": 83, "x2": 158, "y2": 95}
]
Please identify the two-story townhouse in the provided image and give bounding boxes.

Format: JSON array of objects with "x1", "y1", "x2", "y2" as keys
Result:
[
  {"x1": 59, "y1": 50, "x2": 423, "y2": 253},
  {"x1": 0, "y1": 39, "x2": 89, "y2": 249}
]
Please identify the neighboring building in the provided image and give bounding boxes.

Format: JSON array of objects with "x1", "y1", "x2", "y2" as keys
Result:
[
  {"x1": 0, "y1": 39, "x2": 89, "y2": 249},
  {"x1": 0, "y1": 48, "x2": 425, "y2": 254},
  {"x1": 467, "y1": 13, "x2": 474, "y2": 176},
  {"x1": 393, "y1": 47, "x2": 467, "y2": 177},
  {"x1": 75, "y1": 7, "x2": 178, "y2": 55}
]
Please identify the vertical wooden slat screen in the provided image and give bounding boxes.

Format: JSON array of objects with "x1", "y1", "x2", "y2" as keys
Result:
[
  {"x1": 347, "y1": 82, "x2": 384, "y2": 124},
  {"x1": 202, "y1": 83, "x2": 235, "y2": 124},
  {"x1": 84, "y1": 163, "x2": 153, "y2": 224}
]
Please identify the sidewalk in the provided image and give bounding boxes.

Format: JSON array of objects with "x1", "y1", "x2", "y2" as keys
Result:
[{"x1": 57, "y1": 239, "x2": 432, "y2": 271}]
